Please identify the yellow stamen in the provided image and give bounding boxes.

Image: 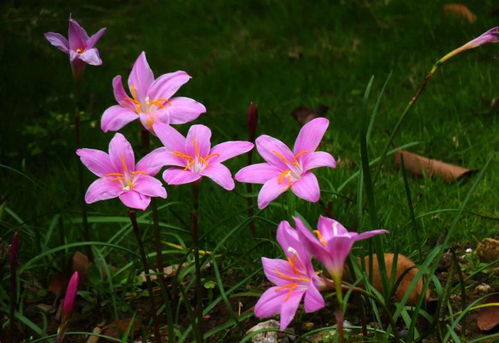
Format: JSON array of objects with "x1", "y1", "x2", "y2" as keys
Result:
[
  {"x1": 131, "y1": 171, "x2": 147, "y2": 175},
  {"x1": 105, "y1": 172, "x2": 124, "y2": 177},
  {"x1": 274, "y1": 282, "x2": 299, "y2": 301},
  {"x1": 193, "y1": 139, "x2": 200, "y2": 157},
  {"x1": 173, "y1": 151, "x2": 194, "y2": 161},
  {"x1": 313, "y1": 230, "x2": 328, "y2": 246},
  {"x1": 277, "y1": 170, "x2": 292, "y2": 186},
  {"x1": 274, "y1": 269, "x2": 310, "y2": 283},
  {"x1": 291, "y1": 150, "x2": 308, "y2": 167},
  {"x1": 120, "y1": 154, "x2": 129, "y2": 173},
  {"x1": 111, "y1": 177, "x2": 125, "y2": 182},
  {"x1": 272, "y1": 150, "x2": 290, "y2": 164}
]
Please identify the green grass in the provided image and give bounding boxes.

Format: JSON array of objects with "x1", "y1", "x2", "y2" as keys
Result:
[{"x1": 1, "y1": 0, "x2": 498, "y2": 341}]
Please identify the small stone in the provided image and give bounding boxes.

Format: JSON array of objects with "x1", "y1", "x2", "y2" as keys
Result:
[
  {"x1": 246, "y1": 320, "x2": 293, "y2": 343},
  {"x1": 476, "y1": 238, "x2": 499, "y2": 263},
  {"x1": 475, "y1": 283, "x2": 492, "y2": 295}
]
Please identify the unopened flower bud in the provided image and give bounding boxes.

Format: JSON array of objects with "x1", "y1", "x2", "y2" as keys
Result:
[
  {"x1": 247, "y1": 102, "x2": 258, "y2": 142},
  {"x1": 62, "y1": 271, "x2": 79, "y2": 317}
]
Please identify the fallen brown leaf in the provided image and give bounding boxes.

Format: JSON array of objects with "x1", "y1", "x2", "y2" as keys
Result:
[
  {"x1": 48, "y1": 273, "x2": 70, "y2": 296},
  {"x1": 394, "y1": 150, "x2": 475, "y2": 182},
  {"x1": 72, "y1": 251, "x2": 90, "y2": 278},
  {"x1": 362, "y1": 253, "x2": 430, "y2": 305},
  {"x1": 476, "y1": 294, "x2": 499, "y2": 331},
  {"x1": 86, "y1": 327, "x2": 102, "y2": 343},
  {"x1": 443, "y1": 4, "x2": 477, "y2": 23},
  {"x1": 291, "y1": 105, "x2": 328, "y2": 125},
  {"x1": 102, "y1": 317, "x2": 140, "y2": 339}
]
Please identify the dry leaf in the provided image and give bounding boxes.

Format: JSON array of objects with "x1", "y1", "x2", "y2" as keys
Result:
[
  {"x1": 394, "y1": 150, "x2": 475, "y2": 182},
  {"x1": 362, "y1": 253, "x2": 429, "y2": 305},
  {"x1": 72, "y1": 251, "x2": 90, "y2": 278},
  {"x1": 476, "y1": 294, "x2": 499, "y2": 331},
  {"x1": 86, "y1": 327, "x2": 102, "y2": 343},
  {"x1": 102, "y1": 318, "x2": 140, "y2": 339},
  {"x1": 48, "y1": 273, "x2": 70, "y2": 296},
  {"x1": 291, "y1": 105, "x2": 328, "y2": 125},
  {"x1": 443, "y1": 4, "x2": 477, "y2": 23}
]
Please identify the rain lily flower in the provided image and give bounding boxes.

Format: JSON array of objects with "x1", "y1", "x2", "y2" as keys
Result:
[
  {"x1": 235, "y1": 117, "x2": 336, "y2": 209},
  {"x1": 101, "y1": 52, "x2": 206, "y2": 134},
  {"x1": 296, "y1": 216, "x2": 388, "y2": 279},
  {"x1": 76, "y1": 133, "x2": 167, "y2": 210},
  {"x1": 440, "y1": 26, "x2": 499, "y2": 63},
  {"x1": 44, "y1": 17, "x2": 106, "y2": 80},
  {"x1": 62, "y1": 272, "x2": 79, "y2": 317},
  {"x1": 255, "y1": 221, "x2": 326, "y2": 330},
  {"x1": 152, "y1": 122, "x2": 253, "y2": 190}
]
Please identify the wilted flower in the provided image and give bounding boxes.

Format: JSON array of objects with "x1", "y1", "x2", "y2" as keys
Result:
[
  {"x1": 77, "y1": 133, "x2": 167, "y2": 210},
  {"x1": 153, "y1": 122, "x2": 253, "y2": 190},
  {"x1": 44, "y1": 17, "x2": 106, "y2": 81},
  {"x1": 235, "y1": 118, "x2": 336, "y2": 209},
  {"x1": 440, "y1": 26, "x2": 499, "y2": 63}
]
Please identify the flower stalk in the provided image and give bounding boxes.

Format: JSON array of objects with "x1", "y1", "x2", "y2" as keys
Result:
[
  {"x1": 191, "y1": 180, "x2": 204, "y2": 343},
  {"x1": 246, "y1": 102, "x2": 258, "y2": 236},
  {"x1": 8, "y1": 232, "x2": 19, "y2": 343}
]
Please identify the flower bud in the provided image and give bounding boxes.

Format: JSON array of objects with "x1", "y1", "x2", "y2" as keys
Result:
[
  {"x1": 8, "y1": 232, "x2": 19, "y2": 266},
  {"x1": 440, "y1": 26, "x2": 499, "y2": 63},
  {"x1": 62, "y1": 271, "x2": 79, "y2": 317}
]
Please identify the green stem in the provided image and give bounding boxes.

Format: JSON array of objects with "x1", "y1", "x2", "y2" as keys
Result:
[
  {"x1": 191, "y1": 181, "x2": 204, "y2": 343},
  {"x1": 332, "y1": 274, "x2": 345, "y2": 343}
]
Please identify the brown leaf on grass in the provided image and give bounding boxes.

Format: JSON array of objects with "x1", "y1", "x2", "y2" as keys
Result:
[
  {"x1": 48, "y1": 252, "x2": 91, "y2": 296},
  {"x1": 394, "y1": 150, "x2": 475, "y2": 182},
  {"x1": 362, "y1": 253, "x2": 430, "y2": 305},
  {"x1": 291, "y1": 104, "x2": 328, "y2": 125},
  {"x1": 48, "y1": 273, "x2": 70, "y2": 296},
  {"x1": 476, "y1": 294, "x2": 499, "y2": 331},
  {"x1": 443, "y1": 4, "x2": 477, "y2": 23},
  {"x1": 102, "y1": 317, "x2": 141, "y2": 339},
  {"x1": 72, "y1": 251, "x2": 90, "y2": 278}
]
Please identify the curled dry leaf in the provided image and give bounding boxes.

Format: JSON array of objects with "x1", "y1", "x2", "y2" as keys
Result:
[
  {"x1": 476, "y1": 294, "x2": 499, "y2": 331},
  {"x1": 362, "y1": 253, "x2": 430, "y2": 305},
  {"x1": 394, "y1": 150, "x2": 475, "y2": 182},
  {"x1": 443, "y1": 4, "x2": 477, "y2": 23},
  {"x1": 72, "y1": 251, "x2": 90, "y2": 278},
  {"x1": 291, "y1": 104, "x2": 328, "y2": 125}
]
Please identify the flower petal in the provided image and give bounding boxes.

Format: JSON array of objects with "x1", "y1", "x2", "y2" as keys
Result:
[
  {"x1": 76, "y1": 148, "x2": 113, "y2": 177},
  {"x1": 279, "y1": 289, "x2": 306, "y2": 330},
  {"x1": 317, "y1": 216, "x2": 348, "y2": 242},
  {"x1": 79, "y1": 48, "x2": 102, "y2": 65},
  {"x1": 200, "y1": 163, "x2": 234, "y2": 190},
  {"x1": 258, "y1": 176, "x2": 288, "y2": 209},
  {"x1": 295, "y1": 217, "x2": 333, "y2": 270},
  {"x1": 354, "y1": 229, "x2": 389, "y2": 242},
  {"x1": 163, "y1": 97, "x2": 206, "y2": 125},
  {"x1": 68, "y1": 18, "x2": 89, "y2": 50},
  {"x1": 163, "y1": 168, "x2": 201, "y2": 185},
  {"x1": 86, "y1": 27, "x2": 106, "y2": 48},
  {"x1": 276, "y1": 221, "x2": 310, "y2": 268},
  {"x1": 133, "y1": 175, "x2": 167, "y2": 198},
  {"x1": 147, "y1": 71, "x2": 191, "y2": 101},
  {"x1": 325, "y1": 236, "x2": 354, "y2": 276},
  {"x1": 303, "y1": 283, "x2": 325, "y2": 313},
  {"x1": 119, "y1": 191, "x2": 151, "y2": 210},
  {"x1": 185, "y1": 125, "x2": 211, "y2": 157},
  {"x1": 112, "y1": 75, "x2": 133, "y2": 108},
  {"x1": 84, "y1": 178, "x2": 122, "y2": 204},
  {"x1": 254, "y1": 286, "x2": 285, "y2": 319},
  {"x1": 136, "y1": 147, "x2": 176, "y2": 175},
  {"x1": 44, "y1": 32, "x2": 69, "y2": 53},
  {"x1": 293, "y1": 117, "x2": 329, "y2": 154},
  {"x1": 153, "y1": 122, "x2": 186, "y2": 152},
  {"x1": 303, "y1": 151, "x2": 336, "y2": 171},
  {"x1": 261, "y1": 257, "x2": 298, "y2": 286},
  {"x1": 235, "y1": 163, "x2": 280, "y2": 184},
  {"x1": 209, "y1": 141, "x2": 254, "y2": 163},
  {"x1": 108, "y1": 133, "x2": 135, "y2": 172},
  {"x1": 101, "y1": 105, "x2": 137, "y2": 132},
  {"x1": 291, "y1": 172, "x2": 320, "y2": 203},
  {"x1": 128, "y1": 52, "x2": 154, "y2": 101},
  {"x1": 255, "y1": 135, "x2": 294, "y2": 169}
]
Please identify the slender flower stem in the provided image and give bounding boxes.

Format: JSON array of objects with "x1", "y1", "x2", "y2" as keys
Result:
[
  {"x1": 191, "y1": 180, "x2": 204, "y2": 343},
  {"x1": 128, "y1": 209, "x2": 162, "y2": 343},
  {"x1": 246, "y1": 152, "x2": 255, "y2": 237},
  {"x1": 8, "y1": 254, "x2": 17, "y2": 343},
  {"x1": 333, "y1": 274, "x2": 345, "y2": 343}
]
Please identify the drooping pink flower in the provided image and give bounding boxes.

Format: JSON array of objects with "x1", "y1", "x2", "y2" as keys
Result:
[
  {"x1": 255, "y1": 221, "x2": 326, "y2": 330},
  {"x1": 440, "y1": 26, "x2": 499, "y2": 63},
  {"x1": 44, "y1": 17, "x2": 106, "y2": 80},
  {"x1": 76, "y1": 133, "x2": 167, "y2": 210},
  {"x1": 62, "y1": 271, "x2": 79, "y2": 317},
  {"x1": 152, "y1": 122, "x2": 253, "y2": 190},
  {"x1": 235, "y1": 118, "x2": 336, "y2": 209},
  {"x1": 296, "y1": 216, "x2": 388, "y2": 279},
  {"x1": 101, "y1": 52, "x2": 206, "y2": 134}
]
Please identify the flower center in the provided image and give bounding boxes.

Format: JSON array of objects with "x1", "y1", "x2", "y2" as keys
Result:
[
  {"x1": 104, "y1": 154, "x2": 147, "y2": 191},
  {"x1": 124, "y1": 86, "x2": 171, "y2": 117},
  {"x1": 272, "y1": 150, "x2": 308, "y2": 187},
  {"x1": 273, "y1": 251, "x2": 310, "y2": 301},
  {"x1": 173, "y1": 139, "x2": 219, "y2": 173},
  {"x1": 76, "y1": 48, "x2": 84, "y2": 54}
]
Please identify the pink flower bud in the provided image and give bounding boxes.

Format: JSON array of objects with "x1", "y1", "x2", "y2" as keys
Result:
[
  {"x1": 440, "y1": 27, "x2": 499, "y2": 63},
  {"x1": 247, "y1": 102, "x2": 258, "y2": 142},
  {"x1": 8, "y1": 232, "x2": 19, "y2": 266},
  {"x1": 62, "y1": 271, "x2": 79, "y2": 317}
]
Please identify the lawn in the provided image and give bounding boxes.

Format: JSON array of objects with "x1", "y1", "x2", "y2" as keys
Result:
[{"x1": 1, "y1": 0, "x2": 498, "y2": 342}]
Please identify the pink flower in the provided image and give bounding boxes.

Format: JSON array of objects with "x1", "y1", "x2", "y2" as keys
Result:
[
  {"x1": 441, "y1": 26, "x2": 499, "y2": 63},
  {"x1": 235, "y1": 118, "x2": 336, "y2": 209},
  {"x1": 296, "y1": 216, "x2": 388, "y2": 278},
  {"x1": 152, "y1": 122, "x2": 253, "y2": 190},
  {"x1": 44, "y1": 17, "x2": 106, "y2": 80},
  {"x1": 62, "y1": 271, "x2": 79, "y2": 317},
  {"x1": 255, "y1": 221, "x2": 326, "y2": 330},
  {"x1": 76, "y1": 133, "x2": 167, "y2": 210},
  {"x1": 101, "y1": 52, "x2": 206, "y2": 134}
]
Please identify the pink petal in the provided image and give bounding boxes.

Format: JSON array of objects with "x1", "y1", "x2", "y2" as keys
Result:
[
  {"x1": 257, "y1": 176, "x2": 288, "y2": 209},
  {"x1": 153, "y1": 122, "x2": 186, "y2": 152},
  {"x1": 133, "y1": 175, "x2": 167, "y2": 198},
  {"x1": 354, "y1": 229, "x2": 389, "y2": 242},
  {"x1": 68, "y1": 18, "x2": 89, "y2": 50},
  {"x1": 303, "y1": 283, "x2": 325, "y2": 313},
  {"x1": 291, "y1": 172, "x2": 320, "y2": 203},
  {"x1": 69, "y1": 50, "x2": 79, "y2": 62},
  {"x1": 112, "y1": 75, "x2": 133, "y2": 108},
  {"x1": 163, "y1": 168, "x2": 201, "y2": 185},
  {"x1": 200, "y1": 163, "x2": 234, "y2": 190},
  {"x1": 44, "y1": 32, "x2": 69, "y2": 53},
  {"x1": 164, "y1": 97, "x2": 206, "y2": 125},
  {"x1": 325, "y1": 236, "x2": 354, "y2": 276},
  {"x1": 279, "y1": 289, "x2": 306, "y2": 330},
  {"x1": 294, "y1": 217, "x2": 333, "y2": 270},
  {"x1": 255, "y1": 135, "x2": 294, "y2": 170},
  {"x1": 79, "y1": 48, "x2": 102, "y2": 65},
  {"x1": 76, "y1": 148, "x2": 113, "y2": 177},
  {"x1": 86, "y1": 27, "x2": 106, "y2": 48},
  {"x1": 136, "y1": 147, "x2": 178, "y2": 175},
  {"x1": 101, "y1": 105, "x2": 137, "y2": 132},
  {"x1": 128, "y1": 52, "x2": 154, "y2": 101},
  {"x1": 209, "y1": 141, "x2": 254, "y2": 163},
  {"x1": 254, "y1": 286, "x2": 286, "y2": 319},
  {"x1": 235, "y1": 163, "x2": 280, "y2": 184},
  {"x1": 318, "y1": 216, "x2": 348, "y2": 240},
  {"x1": 147, "y1": 71, "x2": 191, "y2": 101},
  {"x1": 261, "y1": 257, "x2": 298, "y2": 286},
  {"x1": 108, "y1": 133, "x2": 135, "y2": 172},
  {"x1": 276, "y1": 221, "x2": 310, "y2": 268},
  {"x1": 185, "y1": 125, "x2": 211, "y2": 157},
  {"x1": 303, "y1": 151, "x2": 336, "y2": 170},
  {"x1": 293, "y1": 117, "x2": 329, "y2": 154},
  {"x1": 119, "y1": 191, "x2": 151, "y2": 210},
  {"x1": 85, "y1": 178, "x2": 122, "y2": 204}
]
